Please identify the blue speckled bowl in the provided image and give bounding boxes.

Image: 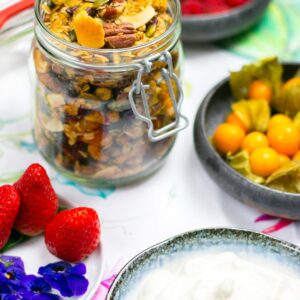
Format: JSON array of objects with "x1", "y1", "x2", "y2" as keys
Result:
[{"x1": 106, "y1": 228, "x2": 300, "y2": 299}]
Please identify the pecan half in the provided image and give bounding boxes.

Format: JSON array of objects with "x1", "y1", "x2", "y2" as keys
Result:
[
  {"x1": 104, "y1": 22, "x2": 136, "y2": 48},
  {"x1": 105, "y1": 34, "x2": 136, "y2": 48},
  {"x1": 103, "y1": 22, "x2": 134, "y2": 36},
  {"x1": 100, "y1": 0, "x2": 126, "y2": 19}
]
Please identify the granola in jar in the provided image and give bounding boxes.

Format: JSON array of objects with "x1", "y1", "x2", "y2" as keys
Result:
[{"x1": 31, "y1": 0, "x2": 187, "y2": 186}]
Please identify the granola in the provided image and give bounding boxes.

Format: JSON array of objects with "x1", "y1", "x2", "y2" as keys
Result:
[
  {"x1": 41, "y1": 0, "x2": 171, "y2": 48},
  {"x1": 33, "y1": 0, "x2": 182, "y2": 186}
]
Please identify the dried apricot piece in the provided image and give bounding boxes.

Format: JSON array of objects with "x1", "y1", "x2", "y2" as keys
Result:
[{"x1": 73, "y1": 11, "x2": 105, "y2": 48}]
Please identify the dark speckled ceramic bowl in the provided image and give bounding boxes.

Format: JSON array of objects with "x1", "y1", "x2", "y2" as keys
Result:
[
  {"x1": 194, "y1": 63, "x2": 300, "y2": 220},
  {"x1": 106, "y1": 228, "x2": 300, "y2": 299},
  {"x1": 181, "y1": 0, "x2": 271, "y2": 42}
]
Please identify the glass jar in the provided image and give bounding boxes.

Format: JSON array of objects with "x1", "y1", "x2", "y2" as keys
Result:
[{"x1": 31, "y1": 0, "x2": 188, "y2": 187}]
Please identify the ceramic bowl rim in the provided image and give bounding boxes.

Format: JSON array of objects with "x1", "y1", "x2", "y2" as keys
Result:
[
  {"x1": 194, "y1": 62, "x2": 300, "y2": 199},
  {"x1": 106, "y1": 227, "x2": 300, "y2": 299}
]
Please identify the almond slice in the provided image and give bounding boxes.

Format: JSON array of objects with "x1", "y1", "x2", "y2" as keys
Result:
[
  {"x1": 73, "y1": 11, "x2": 105, "y2": 48},
  {"x1": 119, "y1": 5, "x2": 156, "y2": 29}
]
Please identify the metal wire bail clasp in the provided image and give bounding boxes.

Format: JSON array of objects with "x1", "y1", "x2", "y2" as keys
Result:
[{"x1": 128, "y1": 51, "x2": 189, "y2": 142}]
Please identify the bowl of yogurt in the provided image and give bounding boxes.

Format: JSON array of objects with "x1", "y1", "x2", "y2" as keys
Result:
[{"x1": 106, "y1": 228, "x2": 300, "y2": 300}]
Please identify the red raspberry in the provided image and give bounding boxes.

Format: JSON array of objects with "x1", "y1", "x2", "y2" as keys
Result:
[
  {"x1": 182, "y1": 1, "x2": 204, "y2": 15},
  {"x1": 204, "y1": 3, "x2": 230, "y2": 13},
  {"x1": 203, "y1": 0, "x2": 226, "y2": 4},
  {"x1": 226, "y1": 0, "x2": 249, "y2": 8}
]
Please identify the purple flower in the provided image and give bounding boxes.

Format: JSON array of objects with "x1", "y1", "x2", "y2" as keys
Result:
[
  {"x1": 0, "y1": 257, "x2": 24, "y2": 272},
  {"x1": 0, "y1": 295, "x2": 21, "y2": 300},
  {"x1": 19, "y1": 275, "x2": 60, "y2": 300},
  {"x1": 0, "y1": 263, "x2": 25, "y2": 289},
  {"x1": 0, "y1": 282, "x2": 12, "y2": 294},
  {"x1": 0, "y1": 281, "x2": 22, "y2": 300},
  {"x1": 38, "y1": 262, "x2": 89, "y2": 297}
]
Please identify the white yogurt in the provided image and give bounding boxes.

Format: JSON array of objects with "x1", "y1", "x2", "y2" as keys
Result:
[{"x1": 126, "y1": 252, "x2": 300, "y2": 300}]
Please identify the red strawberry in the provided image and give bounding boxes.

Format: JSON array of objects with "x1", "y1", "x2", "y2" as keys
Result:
[
  {"x1": 14, "y1": 163, "x2": 58, "y2": 236},
  {"x1": 0, "y1": 185, "x2": 20, "y2": 250},
  {"x1": 45, "y1": 207, "x2": 101, "y2": 263}
]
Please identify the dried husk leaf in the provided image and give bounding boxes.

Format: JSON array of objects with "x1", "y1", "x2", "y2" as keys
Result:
[
  {"x1": 229, "y1": 57, "x2": 283, "y2": 102},
  {"x1": 293, "y1": 111, "x2": 300, "y2": 131},
  {"x1": 232, "y1": 100, "x2": 270, "y2": 132},
  {"x1": 266, "y1": 161, "x2": 300, "y2": 193},
  {"x1": 273, "y1": 81, "x2": 300, "y2": 118}
]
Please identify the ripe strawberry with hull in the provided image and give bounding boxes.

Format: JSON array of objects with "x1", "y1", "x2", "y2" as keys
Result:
[
  {"x1": 14, "y1": 163, "x2": 58, "y2": 236},
  {"x1": 0, "y1": 185, "x2": 20, "y2": 250},
  {"x1": 45, "y1": 207, "x2": 101, "y2": 263}
]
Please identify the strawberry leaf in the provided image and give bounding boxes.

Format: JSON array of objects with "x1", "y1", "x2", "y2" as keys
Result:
[
  {"x1": 58, "y1": 206, "x2": 68, "y2": 213},
  {"x1": 0, "y1": 230, "x2": 30, "y2": 253}
]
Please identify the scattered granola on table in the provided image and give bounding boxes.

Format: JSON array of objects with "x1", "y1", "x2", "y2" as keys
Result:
[{"x1": 32, "y1": 0, "x2": 183, "y2": 186}]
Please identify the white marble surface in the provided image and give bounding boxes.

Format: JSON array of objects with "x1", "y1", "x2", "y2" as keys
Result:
[{"x1": 0, "y1": 34, "x2": 299, "y2": 298}]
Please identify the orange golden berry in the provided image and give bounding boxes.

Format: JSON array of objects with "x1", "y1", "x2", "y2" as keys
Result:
[
  {"x1": 250, "y1": 147, "x2": 280, "y2": 177},
  {"x1": 278, "y1": 154, "x2": 290, "y2": 166},
  {"x1": 267, "y1": 114, "x2": 293, "y2": 132},
  {"x1": 242, "y1": 132, "x2": 268, "y2": 153},
  {"x1": 248, "y1": 80, "x2": 272, "y2": 102},
  {"x1": 213, "y1": 123, "x2": 245, "y2": 155},
  {"x1": 267, "y1": 124, "x2": 299, "y2": 157},
  {"x1": 226, "y1": 112, "x2": 248, "y2": 133}
]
